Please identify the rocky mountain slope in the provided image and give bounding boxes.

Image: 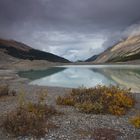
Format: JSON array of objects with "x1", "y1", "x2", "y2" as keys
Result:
[
  {"x1": 85, "y1": 55, "x2": 99, "y2": 62},
  {"x1": 0, "y1": 39, "x2": 70, "y2": 63},
  {"x1": 94, "y1": 35, "x2": 140, "y2": 63}
]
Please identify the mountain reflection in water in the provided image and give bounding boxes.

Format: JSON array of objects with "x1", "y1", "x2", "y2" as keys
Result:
[{"x1": 19, "y1": 65, "x2": 140, "y2": 93}]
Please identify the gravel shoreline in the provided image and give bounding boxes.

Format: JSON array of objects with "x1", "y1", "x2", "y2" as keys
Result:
[{"x1": 0, "y1": 69, "x2": 140, "y2": 140}]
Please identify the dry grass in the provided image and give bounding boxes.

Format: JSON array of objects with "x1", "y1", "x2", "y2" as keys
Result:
[
  {"x1": 56, "y1": 85, "x2": 135, "y2": 115},
  {"x1": 2, "y1": 91, "x2": 59, "y2": 138}
]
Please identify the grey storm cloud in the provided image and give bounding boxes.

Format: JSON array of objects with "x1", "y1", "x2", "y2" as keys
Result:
[{"x1": 0, "y1": 0, "x2": 140, "y2": 61}]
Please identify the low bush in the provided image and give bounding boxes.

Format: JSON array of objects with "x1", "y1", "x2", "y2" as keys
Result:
[
  {"x1": 130, "y1": 114, "x2": 140, "y2": 128},
  {"x1": 2, "y1": 91, "x2": 58, "y2": 138},
  {"x1": 0, "y1": 85, "x2": 9, "y2": 97},
  {"x1": 56, "y1": 85, "x2": 135, "y2": 115},
  {"x1": 56, "y1": 96, "x2": 75, "y2": 106},
  {"x1": 0, "y1": 84, "x2": 16, "y2": 97}
]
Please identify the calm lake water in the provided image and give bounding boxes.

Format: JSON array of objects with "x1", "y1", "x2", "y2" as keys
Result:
[{"x1": 18, "y1": 65, "x2": 140, "y2": 92}]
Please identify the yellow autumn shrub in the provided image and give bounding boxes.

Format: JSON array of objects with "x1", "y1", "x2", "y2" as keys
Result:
[
  {"x1": 56, "y1": 85, "x2": 135, "y2": 115},
  {"x1": 108, "y1": 105, "x2": 126, "y2": 116},
  {"x1": 75, "y1": 101, "x2": 103, "y2": 114},
  {"x1": 56, "y1": 96, "x2": 75, "y2": 106},
  {"x1": 130, "y1": 114, "x2": 140, "y2": 128}
]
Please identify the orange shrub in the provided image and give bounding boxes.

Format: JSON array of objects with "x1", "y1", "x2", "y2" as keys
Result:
[
  {"x1": 56, "y1": 96, "x2": 75, "y2": 106},
  {"x1": 56, "y1": 85, "x2": 135, "y2": 115},
  {"x1": 130, "y1": 114, "x2": 140, "y2": 128}
]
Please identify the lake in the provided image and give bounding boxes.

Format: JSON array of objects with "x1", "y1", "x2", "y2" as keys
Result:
[{"x1": 18, "y1": 65, "x2": 140, "y2": 92}]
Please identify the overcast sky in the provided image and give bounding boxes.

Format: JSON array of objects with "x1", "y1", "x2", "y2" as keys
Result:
[{"x1": 0, "y1": 0, "x2": 140, "y2": 61}]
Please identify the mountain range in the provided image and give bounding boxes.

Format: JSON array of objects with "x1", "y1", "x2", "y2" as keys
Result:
[
  {"x1": 88, "y1": 35, "x2": 140, "y2": 63},
  {"x1": 0, "y1": 35, "x2": 140, "y2": 64},
  {"x1": 0, "y1": 39, "x2": 69, "y2": 63}
]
